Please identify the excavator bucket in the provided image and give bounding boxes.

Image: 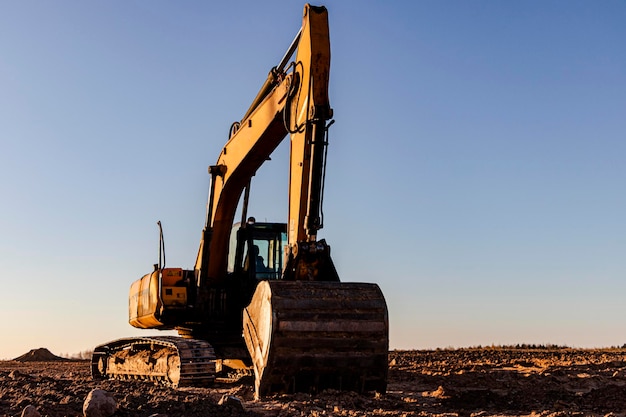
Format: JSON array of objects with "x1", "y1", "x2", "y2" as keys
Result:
[{"x1": 243, "y1": 280, "x2": 389, "y2": 398}]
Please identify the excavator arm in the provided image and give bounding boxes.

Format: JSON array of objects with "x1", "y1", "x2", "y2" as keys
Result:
[{"x1": 196, "y1": 4, "x2": 335, "y2": 287}]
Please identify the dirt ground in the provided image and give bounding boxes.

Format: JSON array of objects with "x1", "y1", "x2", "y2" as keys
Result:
[{"x1": 2, "y1": 348, "x2": 626, "y2": 417}]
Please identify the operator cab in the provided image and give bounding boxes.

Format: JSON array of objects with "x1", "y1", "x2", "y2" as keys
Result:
[{"x1": 228, "y1": 218, "x2": 287, "y2": 281}]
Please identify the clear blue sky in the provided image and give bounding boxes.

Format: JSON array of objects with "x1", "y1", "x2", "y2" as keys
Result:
[{"x1": 1, "y1": 1, "x2": 625, "y2": 359}]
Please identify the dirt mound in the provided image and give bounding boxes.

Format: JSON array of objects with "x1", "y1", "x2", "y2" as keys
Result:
[{"x1": 13, "y1": 348, "x2": 67, "y2": 362}]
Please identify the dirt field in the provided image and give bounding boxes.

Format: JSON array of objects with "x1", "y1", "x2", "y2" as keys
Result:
[{"x1": 2, "y1": 348, "x2": 626, "y2": 417}]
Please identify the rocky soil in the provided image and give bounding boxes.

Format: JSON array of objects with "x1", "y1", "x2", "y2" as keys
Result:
[{"x1": 3, "y1": 348, "x2": 626, "y2": 417}]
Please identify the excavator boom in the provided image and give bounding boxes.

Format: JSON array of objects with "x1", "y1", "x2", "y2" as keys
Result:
[{"x1": 197, "y1": 4, "x2": 335, "y2": 285}]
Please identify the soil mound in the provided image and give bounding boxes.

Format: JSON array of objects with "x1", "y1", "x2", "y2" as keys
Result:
[{"x1": 13, "y1": 348, "x2": 67, "y2": 362}]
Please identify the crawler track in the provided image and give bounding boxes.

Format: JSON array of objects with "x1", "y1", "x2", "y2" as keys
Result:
[{"x1": 91, "y1": 336, "x2": 215, "y2": 387}]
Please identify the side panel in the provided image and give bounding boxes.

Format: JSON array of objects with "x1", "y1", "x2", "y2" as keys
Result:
[{"x1": 161, "y1": 268, "x2": 187, "y2": 307}]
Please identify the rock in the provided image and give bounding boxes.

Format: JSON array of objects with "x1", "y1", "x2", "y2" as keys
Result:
[
  {"x1": 59, "y1": 395, "x2": 73, "y2": 405},
  {"x1": 218, "y1": 395, "x2": 245, "y2": 411},
  {"x1": 16, "y1": 398, "x2": 33, "y2": 408},
  {"x1": 83, "y1": 389, "x2": 117, "y2": 417},
  {"x1": 20, "y1": 405, "x2": 41, "y2": 417},
  {"x1": 9, "y1": 370, "x2": 27, "y2": 379},
  {"x1": 148, "y1": 414, "x2": 169, "y2": 417},
  {"x1": 423, "y1": 386, "x2": 450, "y2": 399}
]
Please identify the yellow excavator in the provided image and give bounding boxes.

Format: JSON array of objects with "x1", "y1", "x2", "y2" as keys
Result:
[{"x1": 92, "y1": 4, "x2": 388, "y2": 398}]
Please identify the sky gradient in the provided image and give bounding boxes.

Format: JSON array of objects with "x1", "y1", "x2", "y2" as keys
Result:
[{"x1": 1, "y1": 1, "x2": 625, "y2": 359}]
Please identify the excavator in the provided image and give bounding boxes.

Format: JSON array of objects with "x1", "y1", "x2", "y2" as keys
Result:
[{"x1": 91, "y1": 4, "x2": 388, "y2": 398}]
